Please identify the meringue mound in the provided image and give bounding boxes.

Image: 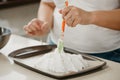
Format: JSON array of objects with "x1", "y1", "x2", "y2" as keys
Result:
[{"x1": 34, "y1": 48, "x2": 88, "y2": 73}]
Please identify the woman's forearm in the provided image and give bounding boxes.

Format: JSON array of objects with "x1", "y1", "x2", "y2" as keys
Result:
[
  {"x1": 91, "y1": 9, "x2": 120, "y2": 30},
  {"x1": 38, "y1": 1, "x2": 55, "y2": 28}
]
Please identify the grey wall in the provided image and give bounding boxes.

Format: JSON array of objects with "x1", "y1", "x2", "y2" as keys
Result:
[{"x1": 0, "y1": 3, "x2": 46, "y2": 41}]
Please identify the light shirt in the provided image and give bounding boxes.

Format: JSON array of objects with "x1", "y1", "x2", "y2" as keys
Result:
[{"x1": 43, "y1": 0, "x2": 120, "y2": 53}]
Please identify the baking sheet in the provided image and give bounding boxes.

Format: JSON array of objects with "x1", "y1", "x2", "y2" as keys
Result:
[{"x1": 9, "y1": 45, "x2": 106, "y2": 79}]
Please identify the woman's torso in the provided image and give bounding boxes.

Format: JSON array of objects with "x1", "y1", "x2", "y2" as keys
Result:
[{"x1": 50, "y1": 0, "x2": 120, "y2": 53}]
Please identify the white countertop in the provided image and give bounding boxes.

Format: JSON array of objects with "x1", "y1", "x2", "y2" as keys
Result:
[{"x1": 0, "y1": 34, "x2": 120, "y2": 80}]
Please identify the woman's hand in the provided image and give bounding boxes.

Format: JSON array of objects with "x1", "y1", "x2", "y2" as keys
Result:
[
  {"x1": 23, "y1": 18, "x2": 50, "y2": 36},
  {"x1": 60, "y1": 6, "x2": 93, "y2": 27}
]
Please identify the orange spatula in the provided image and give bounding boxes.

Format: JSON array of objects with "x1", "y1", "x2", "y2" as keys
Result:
[{"x1": 57, "y1": 0, "x2": 68, "y2": 53}]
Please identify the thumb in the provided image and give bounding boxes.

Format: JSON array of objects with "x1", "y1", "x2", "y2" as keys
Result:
[{"x1": 41, "y1": 22, "x2": 48, "y2": 30}]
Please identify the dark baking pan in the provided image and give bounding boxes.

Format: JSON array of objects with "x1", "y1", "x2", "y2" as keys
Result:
[{"x1": 9, "y1": 45, "x2": 106, "y2": 79}]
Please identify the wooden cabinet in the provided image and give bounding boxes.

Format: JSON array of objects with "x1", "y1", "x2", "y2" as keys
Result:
[{"x1": 0, "y1": 0, "x2": 40, "y2": 9}]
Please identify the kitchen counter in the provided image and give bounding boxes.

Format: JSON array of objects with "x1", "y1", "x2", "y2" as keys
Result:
[{"x1": 0, "y1": 34, "x2": 120, "y2": 80}]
